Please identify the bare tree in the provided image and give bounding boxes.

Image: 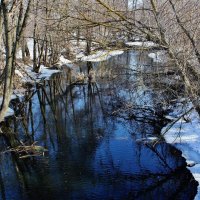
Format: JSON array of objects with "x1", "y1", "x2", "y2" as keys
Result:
[
  {"x1": 0, "y1": 0, "x2": 31, "y2": 122},
  {"x1": 70, "y1": 0, "x2": 200, "y2": 113}
]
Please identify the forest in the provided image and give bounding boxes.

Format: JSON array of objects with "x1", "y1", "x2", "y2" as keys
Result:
[{"x1": 0, "y1": 0, "x2": 200, "y2": 199}]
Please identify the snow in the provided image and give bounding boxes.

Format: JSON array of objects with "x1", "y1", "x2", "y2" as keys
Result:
[
  {"x1": 128, "y1": 0, "x2": 143, "y2": 9},
  {"x1": 15, "y1": 69, "x2": 23, "y2": 78},
  {"x1": 16, "y1": 50, "x2": 22, "y2": 59},
  {"x1": 148, "y1": 51, "x2": 167, "y2": 63},
  {"x1": 136, "y1": 136, "x2": 158, "y2": 143},
  {"x1": 0, "y1": 64, "x2": 60, "y2": 121},
  {"x1": 0, "y1": 94, "x2": 23, "y2": 120},
  {"x1": 16, "y1": 39, "x2": 34, "y2": 59},
  {"x1": 4, "y1": 107, "x2": 14, "y2": 118},
  {"x1": 59, "y1": 56, "x2": 72, "y2": 65},
  {"x1": 0, "y1": 94, "x2": 23, "y2": 104},
  {"x1": 16, "y1": 38, "x2": 123, "y2": 63},
  {"x1": 27, "y1": 39, "x2": 34, "y2": 59},
  {"x1": 76, "y1": 52, "x2": 85, "y2": 59},
  {"x1": 109, "y1": 50, "x2": 124, "y2": 56},
  {"x1": 77, "y1": 50, "x2": 124, "y2": 62},
  {"x1": 162, "y1": 102, "x2": 200, "y2": 199},
  {"x1": 1, "y1": 47, "x2": 61, "y2": 121},
  {"x1": 38, "y1": 66, "x2": 61, "y2": 79},
  {"x1": 125, "y1": 41, "x2": 158, "y2": 48},
  {"x1": 23, "y1": 65, "x2": 60, "y2": 82}
]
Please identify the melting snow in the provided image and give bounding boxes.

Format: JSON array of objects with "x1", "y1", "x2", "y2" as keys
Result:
[
  {"x1": 78, "y1": 50, "x2": 124, "y2": 62},
  {"x1": 0, "y1": 64, "x2": 60, "y2": 121},
  {"x1": 38, "y1": 65, "x2": 60, "y2": 79},
  {"x1": 59, "y1": 56, "x2": 72, "y2": 65},
  {"x1": 125, "y1": 41, "x2": 158, "y2": 48},
  {"x1": 4, "y1": 107, "x2": 14, "y2": 118},
  {"x1": 15, "y1": 69, "x2": 23, "y2": 78},
  {"x1": 0, "y1": 94, "x2": 23, "y2": 120},
  {"x1": 23, "y1": 65, "x2": 60, "y2": 82},
  {"x1": 162, "y1": 102, "x2": 200, "y2": 199}
]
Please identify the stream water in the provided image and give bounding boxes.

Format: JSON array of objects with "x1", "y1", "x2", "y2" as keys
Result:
[{"x1": 0, "y1": 51, "x2": 198, "y2": 200}]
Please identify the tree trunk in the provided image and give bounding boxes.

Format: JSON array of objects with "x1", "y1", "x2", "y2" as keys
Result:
[
  {"x1": 0, "y1": 0, "x2": 31, "y2": 122},
  {"x1": 0, "y1": 4, "x2": 13, "y2": 122}
]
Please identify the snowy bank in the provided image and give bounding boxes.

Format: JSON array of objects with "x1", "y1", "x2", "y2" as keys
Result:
[
  {"x1": 77, "y1": 50, "x2": 124, "y2": 62},
  {"x1": 125, "y1": 41, "x2": 158, "y2": 48},
  {"x1": 4, "y1": 108, "x2": 14, "y2": 118},
  {"x1": 58, "y1": 56, "x2": 72, "y2": 65},
  {"x1": 162, "y1": 102, "x2": 200, "y2": 199},
  {"x1": 0, "y1": 65, "x2": 60, "y2": 121},
  {"x1": 0, "y1": 94, "x2": 24, "y2": 120},
  {"x1": 23, "y1": 65, "x2": 60, "y2": 82}
]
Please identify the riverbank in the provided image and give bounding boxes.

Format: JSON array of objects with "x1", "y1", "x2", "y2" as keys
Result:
[
  {"x1": 1, "y1": 52, "x2": 123, "y2": 121},
  {"x1": 147, "y1": 47, "x2": 200, "y2": 199},
  {"x1": 162, "y1": 101, "x2": 200, "y2": 199},
  {"x1": 0, "y1": 64, "x2": 61, "y2": 121}
]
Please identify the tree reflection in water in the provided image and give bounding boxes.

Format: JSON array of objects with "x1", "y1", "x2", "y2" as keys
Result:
[{"x1": 0, "y1": 51, "x2": 198, "y2": 200}]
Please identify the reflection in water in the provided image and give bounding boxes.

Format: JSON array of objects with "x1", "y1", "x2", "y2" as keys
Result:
[{"x1": 0, "y1": 51, "x2": 198, "y2": 200}]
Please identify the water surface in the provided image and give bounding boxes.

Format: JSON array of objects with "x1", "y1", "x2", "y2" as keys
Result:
[{"x1": 0, "y1": 51, "x2": 198, "y2": 200}]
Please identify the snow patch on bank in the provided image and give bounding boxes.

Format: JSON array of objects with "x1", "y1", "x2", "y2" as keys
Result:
[
  {"x1": 4, "y1": 108, "x2": 14, "y2": 118},
  {"x1": 77, "y1": 50, "x2": 124, "y2": 62},
  {"x1": 38, "y1": 66, "x2": 61, "y2": 79},
  {"x1": 0, "y1": 94, "x2": 24, "y2": 120},
  {"x1": 23, "y1": 65, "x2": 60, "y2": 82},
  {"x1": 125, "y1": 41, "x2": 158, "y2": 48},
  {"x1": 0, "y1": 65, "x2": 60, "y2": 121},
  {"x1": 162, "y1": 102, "x2": 200, "y2": 199},
  {"x1": 59, "y1": 56, "x2": 72, "y2": 65},
  {"x1": 15, "y1": 70, "x2": 24, "y2": 78}
]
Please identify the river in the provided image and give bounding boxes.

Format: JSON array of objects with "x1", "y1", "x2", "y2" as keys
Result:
[{"x1": 0, "y1": 51, "x2": 198, "y2": 200}]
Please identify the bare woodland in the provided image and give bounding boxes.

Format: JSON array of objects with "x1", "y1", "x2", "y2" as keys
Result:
[{"x1": 0, "y1": 0, "x2": 200, "y2": 121}]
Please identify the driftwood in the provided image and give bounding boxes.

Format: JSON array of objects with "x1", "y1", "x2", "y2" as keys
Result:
[{"x1": 2, "y1": 142, "x2": 48, "y2": 159}]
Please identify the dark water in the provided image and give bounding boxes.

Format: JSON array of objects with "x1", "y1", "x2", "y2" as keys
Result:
[{"x1": 0, "y1": 51, "x2": 198, "y2": 200}]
